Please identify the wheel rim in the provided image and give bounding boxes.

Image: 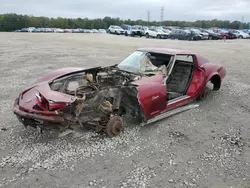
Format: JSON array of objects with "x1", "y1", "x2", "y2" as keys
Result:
[{"x1": 106, "y1": 116, "x2": 123, "y2": 137}]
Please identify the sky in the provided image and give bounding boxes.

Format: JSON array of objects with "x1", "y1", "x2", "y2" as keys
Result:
[{"x1": 0, "y1": 0, "x2": 250, "y2": 22}]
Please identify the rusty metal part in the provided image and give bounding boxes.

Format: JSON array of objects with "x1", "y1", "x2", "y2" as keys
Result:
[
  {"x1": 98, "y1": 100, "x2": 113, "y2": 114},
  {"x1": 106, "y1": 115, "x2": 123, "y2": 137},
  {"x1": 74, "y1": 98, "x2": 84, "y2": 116}
]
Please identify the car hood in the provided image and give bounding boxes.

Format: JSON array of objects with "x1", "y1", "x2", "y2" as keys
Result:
[
  {"x1": 32, "y1": 67, "x2": 101, "y2": 85},
  {"x1": 18, "y1": 83, "x2": 76, "y2": 111}
]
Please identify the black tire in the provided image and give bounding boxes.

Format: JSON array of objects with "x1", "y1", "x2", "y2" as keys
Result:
[
  {"x1": 145, "y1": 33, "x2": 149, "y2": 38},
  {"x1": 239, "y1": 35, "x2": 243, "y2": 39},
  {"x1": 209, "y1": 36, "x2": 213, "y2": 40},
  {"x1": 125, "y1": 32, "x2": 128, "y2": 36},
  {"x1": 156, "y1": 34, "x2": 161, "y2": 39}
]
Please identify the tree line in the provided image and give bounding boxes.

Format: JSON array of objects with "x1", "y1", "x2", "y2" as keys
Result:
[{"x1": 0, "y1": 13, "x2": 249, "y2": 31}]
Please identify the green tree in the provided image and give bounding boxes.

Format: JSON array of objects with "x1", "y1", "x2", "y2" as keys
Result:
[{"x1": 0, "y1": 13, "x2": 249, "y2": 31}]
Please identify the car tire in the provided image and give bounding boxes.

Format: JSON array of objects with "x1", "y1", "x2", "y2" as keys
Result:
[
  {"x1": 145, "y1": 33, "x2": 149, "y2": 38},
  {"x1": 125, "y1": 32, "x2": 128, "y2": 36},
  {"x1": 156, "y1": 34, "x2": 161, "y2": 39},
  {"x1": 239, "y1": 35, "x2": 243, "y2": 39},
  {"x1": 209, "y1": 36, "x2": 213, "y2": 40}
]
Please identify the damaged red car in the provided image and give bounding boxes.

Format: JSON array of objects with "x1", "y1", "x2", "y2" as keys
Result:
[{"x1": 13, "y1": 48, "x2": 226, "y2": 137}]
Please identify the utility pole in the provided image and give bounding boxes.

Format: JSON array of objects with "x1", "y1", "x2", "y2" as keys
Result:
[
  {"x1": 160, "y1": 6, "x2": 164, "y2": 24},
  {"x1": 241, "y1": 16, "x2": 244, "y2": 29},
  {"x1": 147, "y1": 11, "x2": 150, "y2": 26}
]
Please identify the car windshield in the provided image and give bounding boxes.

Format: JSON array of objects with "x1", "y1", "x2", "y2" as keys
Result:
[
  {"x1": 184, "y1": 30, "x2": 191, "y2": 33},
  {"x1": 117, "y1": 51, "x2": 160, "y2": 74},
  {"x1": 132, "y1": 26, "x2": 139, "y2": 29},
  {"x1": 156, "y1": 29, "x2": 163, "y2": 32},
  {"x1": 192, "y1": 29, "x2": 201, "y2": 34}
]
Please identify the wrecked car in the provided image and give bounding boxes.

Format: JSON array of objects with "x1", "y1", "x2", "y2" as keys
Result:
[{"x1": 13, "y1": 48, "x2": 226, "y2": 137}]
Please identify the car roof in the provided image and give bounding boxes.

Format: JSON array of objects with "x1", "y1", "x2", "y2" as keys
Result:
[{"x1": 137, "y1": 48, "x2": 195, "y2": 55}]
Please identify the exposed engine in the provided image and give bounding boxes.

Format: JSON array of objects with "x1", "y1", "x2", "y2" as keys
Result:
[{"x1": 49, "y1": 67, "x2": 143, "y2": 133}]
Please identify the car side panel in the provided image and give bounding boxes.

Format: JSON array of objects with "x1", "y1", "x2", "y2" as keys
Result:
[{"x1": 135, "y1": 74, "x2": 167, "y2": 120}]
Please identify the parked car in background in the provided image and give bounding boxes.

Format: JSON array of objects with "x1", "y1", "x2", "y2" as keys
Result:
[
  {"x1": 124, "y1": 25, "x2": 144, "y2": 37},
  {"x1": 169, "y1": 29, "x2": 201, "y2": 40},
  {"x1": 190, "y1": 28, "x2": 209, "y2": 40},
  {"x1": 200, "y1": 29, "x2": 222, "y2": 40},
  {"x1": 98, "y1": 29, "x2": 107, "y2": 33},
  {"x1": 217, "y1": 30, "x2": 237, "y2": 39},
  {"x1": 145, "y1": 28, "x2": 169, "y2": 39},
  {"x1": 107, "y1": 25, "x2": 125, "y2": 35},
  {"x1": 229, "y1": 30, "x2": 250, "y2": 39},
  {"x1": 54, "y1": 28, "x2": 64, "y2": 33}
]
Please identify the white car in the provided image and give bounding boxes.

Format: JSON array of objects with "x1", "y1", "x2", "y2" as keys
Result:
[
  {"x1": 144, "y1": 28, "x2": 169, "y2": 39},
  {"x1": 107, "y1": 25, "x2": 125, "y2": 35},
  {"x1": 231, "y1": 30, "x2": 250, "y2": 39},
  {"x1": 99, "y1": 29, "x2": 107, "y2": 33}
]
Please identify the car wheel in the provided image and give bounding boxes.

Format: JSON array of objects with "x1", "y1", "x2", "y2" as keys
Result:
[
  {"x1": 125, "y1": 32, "x2": 128, "y2": 36},
  {"x1": 209, "y1": 36, "x2": 213, "y2": 40},
  {"x1": 145, "y1": 33, "x2": 149, "y2": 38},
  {"x1": 106, "y1": 115, "x2": 123, "y2": 137},
  {"x1": 156, "y1": 34, "x2": 161, "y2": 39},
  {"x1": 239, "y1": 35, "x2": 243, "y2": 39},
  {"x1": 114, "y1": 31, "x2": 117, "y2": 35}
]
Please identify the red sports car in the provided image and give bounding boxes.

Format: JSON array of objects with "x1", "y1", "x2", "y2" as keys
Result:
[{"x1": 13, "y1": 48, "x2": 226, "y2": 137}]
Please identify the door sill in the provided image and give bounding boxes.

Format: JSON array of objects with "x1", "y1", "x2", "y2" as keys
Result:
[{"x1": 168, "y1": 95, "x2": 190, "y2": 104}]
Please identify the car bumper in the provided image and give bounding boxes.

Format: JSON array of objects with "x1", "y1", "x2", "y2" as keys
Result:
[
  {"x1": 13, "y1": 99, "x2": 65, "y2": 125},
  {"x1": 117, "y1": 31, "x2": 124, "y2": 34},
  {"x1": 160, "y1": 34, "x2": 169, "y2": 39},
  {"x1": 202, "y1": 36, "x2": 209, "y2": 40}
]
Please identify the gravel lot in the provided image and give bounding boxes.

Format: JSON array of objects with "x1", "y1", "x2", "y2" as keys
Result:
[{"x1": 0, "y1": 33, "x2": 250, "y2": 188}]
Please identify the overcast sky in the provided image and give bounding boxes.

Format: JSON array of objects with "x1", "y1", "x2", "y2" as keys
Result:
[{"x1": 1, "y1": 0, "x2": 250, "y2": 22}]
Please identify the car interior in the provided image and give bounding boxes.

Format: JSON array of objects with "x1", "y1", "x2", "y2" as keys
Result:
[{"x1": 148, "y1": 52, "x2": 195, "y2": 101}]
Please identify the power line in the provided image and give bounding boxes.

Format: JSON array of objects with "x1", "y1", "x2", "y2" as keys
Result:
[{"x1": 160, "y1": 6, "x2": 164, "y2": 22}]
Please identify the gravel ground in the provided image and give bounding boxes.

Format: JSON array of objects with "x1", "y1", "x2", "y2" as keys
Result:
[{"x1": 0, "y1": 33, "x2": 250, "y2": 188}]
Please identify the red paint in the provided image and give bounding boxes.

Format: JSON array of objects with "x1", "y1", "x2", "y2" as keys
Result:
[
  {"x1": 186, "y1": 68, "x2": 206, "y2": 96},
  {"x1": 13, "y1": 49, "x2": 226, "y2": 125},
  {"x1": 135, "y1": 74, "x2": 167, "y2": 119}
]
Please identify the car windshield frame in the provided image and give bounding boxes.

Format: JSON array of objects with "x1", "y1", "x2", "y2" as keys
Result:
[{"x1": 117, "y1": 51, "x2": 174, "y2": 74}]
